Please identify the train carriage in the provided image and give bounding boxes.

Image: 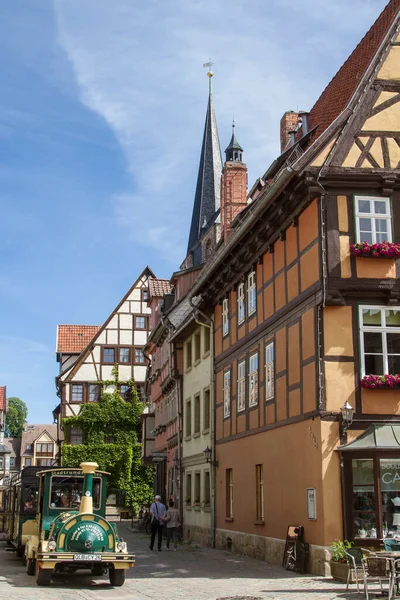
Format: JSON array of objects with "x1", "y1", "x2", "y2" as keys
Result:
[{"x1": 24, "y1": 462, "x2": 135, "y2": 586}]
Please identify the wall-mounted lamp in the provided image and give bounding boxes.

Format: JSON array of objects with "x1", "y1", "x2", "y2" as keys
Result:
[
  {"x1": 203, "y1": 446, "x2": 218, "y2": 467},
  {"x1": 340, "y1": 400, "x2": 354, "y2": 442}
]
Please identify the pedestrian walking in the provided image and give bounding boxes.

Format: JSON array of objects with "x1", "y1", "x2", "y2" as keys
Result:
[
  {"x1": 149, "y1": 494, "x2": 166, "y2": 551},
  {"x1": 163, "y1": 499, "x2": 181, "y2": 551}
]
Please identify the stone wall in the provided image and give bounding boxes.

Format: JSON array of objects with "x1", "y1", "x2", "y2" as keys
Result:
[
  {"x1": 183, "y1": 524, "x2": 211, "y2": 548},
  {"x1": 215, "y1": 528, "x2": 331, "y2": 576}
]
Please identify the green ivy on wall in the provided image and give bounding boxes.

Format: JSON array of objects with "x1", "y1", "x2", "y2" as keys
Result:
[{"x1": 62, "y1": 365, "x2": 154, "y2": 512}]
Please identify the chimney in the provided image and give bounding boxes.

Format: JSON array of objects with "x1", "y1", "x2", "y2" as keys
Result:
[
  {"x1": 298, "y1": 110, "x2": 309, "y2": 135},
  {"x1": 220, "y1": 161, "x2": 247, "y2": 242},
  {"x1": 280, "y1": 111, "x2": 299, "y2": 153}
]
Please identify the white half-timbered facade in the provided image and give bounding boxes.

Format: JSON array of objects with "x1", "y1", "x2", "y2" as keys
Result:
[{"x1": 56, "y1": 267, "x2": 154, "y2": 440}]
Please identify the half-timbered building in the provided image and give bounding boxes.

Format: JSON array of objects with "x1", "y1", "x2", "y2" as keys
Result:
[
  {"x1": 189, "y1": 0, "x2": 400, "y2": 575},
  {"x1": 55, "y1": 266, "x2": 154, "y2": 447}
]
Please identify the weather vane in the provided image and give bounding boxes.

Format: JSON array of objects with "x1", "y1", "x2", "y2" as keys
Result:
[{"x1": 203, "y1": 59, "x2": 214, "y2": 93}]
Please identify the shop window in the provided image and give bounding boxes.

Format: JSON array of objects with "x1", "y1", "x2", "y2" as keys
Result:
[
  {"x1": 265, "y1": 342, "x2": 275, "y2": 400},
  {"x1": 203, "y1": 388, "x2": 210, "y2": 431},
  {"x1": 194, "y1": 331, "x2": 201, "y2": 362},
  {"x1": 237, "y1": 282, "x2": 245, "y2": 324},
  {"x1": 355, "y1": 195, "x2": 392, "y2": 244},
  {"x1": 222, "y1": 298, "x2": 229, "y2": 337},
  {"x1": 223, "y1": 370, "x2": 231, "y2": 418},
  {"x1": 360, "y1": 307, "x2": 400, "y2": 376},
  {"x1": 186, "y1": 400, "x2": 191, "y2": 437},
  {"x1": 247, "y1": 271, "x2": 256, "y2": 316},
  {"x1": 237, "y1": 360, "x2": 246, "y2": 412},
  {"x1": 226, "y1": 468, "x2": 233, "y2": 518},
  {"x1": 71, "y1": 384, "x2": 83, "y2": 402},
  {"x1": 256, "y1": 464, "x2": 264, "y2": 521},
  {"x1": 194, "y1": 394, "x2": 200, "y2": 434},
  {"x1": 248, "y1": 353, "x2": 259, "y2": 407}
]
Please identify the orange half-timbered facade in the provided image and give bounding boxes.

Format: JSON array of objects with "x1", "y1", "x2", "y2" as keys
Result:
[{"x1": 190, "y1": 0, "x2": 400, "y2": 575}]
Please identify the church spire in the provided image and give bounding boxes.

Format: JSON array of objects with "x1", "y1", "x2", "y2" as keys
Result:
[
  {"x1": 186, "y1": 65, "x2": 223, "y2": 264},
  {"x1": 225, "y1": 119, "x2": 243, "y2": 162}
]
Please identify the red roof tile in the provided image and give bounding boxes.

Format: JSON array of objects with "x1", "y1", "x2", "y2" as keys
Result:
[
  {"x1": 57, "y1": 325, "x2": 100, "y2": 354},
  {"x1": 0, "y1": 387, "x2": 6, "y2": 411},
  {"x1": 307, "y1": 0, "x2": 400, "y2": 143},
  {"x1": 148, "y1": 278, "x2": 172, "y2": 298}
]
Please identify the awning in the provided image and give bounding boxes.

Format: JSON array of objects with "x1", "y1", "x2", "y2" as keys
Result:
[{"x1": 339, "y1": 424, "x2": 400, "y2": 451}]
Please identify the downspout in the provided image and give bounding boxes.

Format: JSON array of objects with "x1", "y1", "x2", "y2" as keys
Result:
[{"x1": 188, "y1": 297, "x2": 216, "y2": 548}]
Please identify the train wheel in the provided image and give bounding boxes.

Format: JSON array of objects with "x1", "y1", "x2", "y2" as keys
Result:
[
  {"x1": 27, "y1": 557, "x2": 36, "y2": 576},
  {"x1": 109, "y1": 567, "x2": 125, "y2": 586},
  {"x1": 36, "y1": 563, "x2": 52, "y2": 586}
]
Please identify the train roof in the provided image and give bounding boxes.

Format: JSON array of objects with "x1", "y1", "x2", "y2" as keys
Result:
[{"x1": 36, "y1": 467, "x2": 110, "y2": 476}]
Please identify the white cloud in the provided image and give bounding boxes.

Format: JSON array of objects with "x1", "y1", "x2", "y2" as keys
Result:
[{"x1": 53, "y1": 0, "x2": 387, "y2": 264}]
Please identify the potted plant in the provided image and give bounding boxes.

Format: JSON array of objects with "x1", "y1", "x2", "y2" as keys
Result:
[
  {"x1": 194, "y1": 496, "x2": 201, "y2": 506},
  {"x1": 185, "y1": 496, "x2": 191, "y2": 505},
  {"x1": 329, "y1": 539, "x2": 356, "y2": 581}
]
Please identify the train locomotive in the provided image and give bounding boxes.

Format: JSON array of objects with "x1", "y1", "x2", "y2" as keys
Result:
[{"x1": 24, "y1": 461, "x2": 135, "y2": 586}]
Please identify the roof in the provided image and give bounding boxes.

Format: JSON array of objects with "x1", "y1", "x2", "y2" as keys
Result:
[
  {"x1": 340, "y1": 424, "x2": 400, "y2": 451},
  {"x1": 306, "y1": 0, "x2": 400, "y2": 144},
  {"x1": 148, "y1": 278, "x2": 172, "y2": 298},
  {"x1": 20, "y1": 424, "x2": 57, "y2": 455},
  {"x1": 187, "y1": 91, "x2": 223, "y2": 260},
  {"x1": 57, "y1": 325, "x2": 100, "y2": 354},
  {"x1": 4, "y1": 437, "x2": 21, "y2": 457},
  {"x1": 0, "y1": 387, "x2": 6, "y2": 411},
  {"x1": 225, "y1": 131, "x2": 243, "y2": 153}
]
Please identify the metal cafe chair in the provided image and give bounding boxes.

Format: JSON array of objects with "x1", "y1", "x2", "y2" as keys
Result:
[
  {"x1": 361, "y1": 556, "x2": 392, "y2": 600},
  {"x1": 384, "y1": 539, "x2": 400, "y2": 551},
  {"x1": 389, "y1": 558, "x2": 400, "y2": 600},
  {"x1": 345, "y1": 548, "x2": 364, "y2": 593}
]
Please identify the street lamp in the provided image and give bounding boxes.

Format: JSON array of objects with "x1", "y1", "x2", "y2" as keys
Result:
[
  {"x1": 340, "y1": 400, "x2": 354, "y2": 442},
  {"x1": 203, "y1": 446, "x2": 218, "y2": 467}
]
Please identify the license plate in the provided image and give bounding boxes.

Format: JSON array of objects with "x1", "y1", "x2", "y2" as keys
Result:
[{"x1": 73, "y1": 553, "x2": 101, "y2": 561}]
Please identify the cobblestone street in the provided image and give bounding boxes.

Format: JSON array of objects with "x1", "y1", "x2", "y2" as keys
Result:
[{"x1": 0, "y1": 523, "x2": 371, "y2": 600}]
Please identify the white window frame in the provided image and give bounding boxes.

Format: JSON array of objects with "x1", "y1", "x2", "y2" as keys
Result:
[
  {"x1": 359, "y1": 305, "x2": 400, "y2": 376},
  {"x1": 248, "y1": 353, "x2": 259, "y2": 407},
  {"x1": 237, "y1": 360, "x2": 246, "y2": 412},
  {"x1": 223, "y1": 370, "x2": 231, "y2": 418},
  {"x1": 247, "y1": 271, "x2": 256, "y2": 316},
  {"x1": 354, "y1": 195, "x2": 392, "y2": 244},
  {"x1": 222, "y1": 298, "x2": 229, "y2": 337},
  {"x1": 265, "y1": 341, "x2": 275, "y2": 400},
  {"x1": 237, "y1": 283, "x2": 245, "y2": 324}
]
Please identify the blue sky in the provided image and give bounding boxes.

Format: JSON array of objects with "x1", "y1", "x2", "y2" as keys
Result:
[{"x1": 0, "y1": 0, "x2": 388, "y2": 423}]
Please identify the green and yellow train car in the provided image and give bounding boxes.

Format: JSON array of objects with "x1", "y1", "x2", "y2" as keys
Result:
[{"x1": 25, "y1": 462, "x2": 135, "y2": 586}]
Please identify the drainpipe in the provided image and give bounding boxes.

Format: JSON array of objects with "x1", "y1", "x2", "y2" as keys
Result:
[{"x1": 188, "y1": 297, "x2": 216, "y2": 548}]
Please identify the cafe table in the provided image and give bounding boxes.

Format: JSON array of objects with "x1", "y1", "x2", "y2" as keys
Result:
[{"x1": 375, "y1": 552, "x2": 400, "y2": 597}]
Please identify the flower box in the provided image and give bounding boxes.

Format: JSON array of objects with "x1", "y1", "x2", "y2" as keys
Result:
[
  {"x1": 330, "y1": 561, "x2": 360, "y2": 583},
  {"x1": 350, "y1": 242, "x2": 400, "y2": 258},
  {"x1": 361, "y1": 374, "x2": 400, "y2": 389}
]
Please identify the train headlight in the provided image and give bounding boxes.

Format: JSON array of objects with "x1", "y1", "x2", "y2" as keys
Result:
[
  {"x1": 48, "y1": 540, "x2": 57, "y2": 551},
  {"x1": 117, "y1": 541, "x2": 127, "y2": 552}
]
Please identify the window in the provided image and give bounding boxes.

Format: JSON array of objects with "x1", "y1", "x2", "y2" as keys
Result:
[
  {"x1": 186, "y1": 473, "x2": 192, "y2": 504},
  {"x1": 265, "y1": 342, "x2": 275, "y2": 400},
  {"x1": 69, "y1": 427, "x2": 84, "y2": 445},
  {"x1": 119, "y1": 347, "x2": 130, "y2": 363},
  {"x1": 194, "y1": 331, "x2": 201, "y2": 362},
  {"x1": 120, "y1": 385, "x2": 131, "y2": 401},
  {"x1": 204, "y1": 471, "x2": 211, "y2": 506},
  {"x1": 136, "y1": 384, "x2": 146, "y2": 402},
  {"x1": 71, "y1": 384, "x2": 83, "y2": 402},
  {"x1": 135, "y1": 316, "x2": 146, "y2": 329},
  {"x1": 185, "y1": 340, "x2": 192, "y2": 369},
  {"x1": 37, "y1": 458, "x2": 53, "y2": 467},
  {"x1": 238, "y1": 283, "x2": 245, "y2": 324},
  {"x1": 247, "y1": 271, "x2": 256, "y2": 316},
  {"x1": 360, "y1": 307, "x2": 400, "y2": 375},
  {"x1": 203, "y1": 388, "x2": 210, "y2": 431},
  {"x1": 195, "y1": 472, "x2": 201, "y2": 504},
  {"x1": 186, "y1": 400, "x2": 192, "y2": 437},
  {"x1": 204, "y1": 326, "x2": 211, "y2": 354},
  {"x1": 134, "y1": 348, "x2": 145, "y2": 364},
  {"x1": 10, "y1": 457, "x2": 15, "y2": 468},
  {"x1": 25, "y1": 458, "x2": 32, "y2": 467},
  {"x1": 103, "y1": 347, "x2": 115, "y2": 363},
  {"x1": 256, "y1": 464, "x2": 264, "y2": 521},
  {"x1": 89, "y1": 384, "x2": 101, "y2": 402},
  {"x1": 50, "y1": 475, "x2": 101, "y2": 510},
  {"x1": 36, "y1": 443, "x2": 53, "y2": 456},
  {"x1": 222, "y1": 298, "x2": 229, "y2": 336},
  {"x1": 237, "y1": 360, "x2": 246, "y2": 412},
  {"x1": 142, "y1": 289, "x2": 149, "y2": 302},
  {"x1": 226, "y1": 468, "x2": 233, "y2": 518},
  {"x1": 249, "y1": 353, "x2": 259, "y2": 407},
  {"x1": 355, "y1": 196, "x2": 392, "y2": 244},
  {"x1": 194, "y1": 394, "x2": 200, "y2": 434},
  {"x1": 0, "y1": 457, "x2": 4, "y2": 470},
  {"x1": 223, "y1": 370, "x2": 231, "y2": 418}
]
